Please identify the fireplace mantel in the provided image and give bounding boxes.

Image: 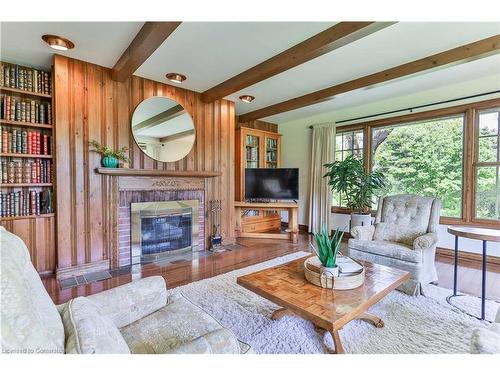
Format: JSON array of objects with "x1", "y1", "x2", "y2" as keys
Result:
[{"x1": 95, "y1": 167, "x2": 222, "y2": 178}]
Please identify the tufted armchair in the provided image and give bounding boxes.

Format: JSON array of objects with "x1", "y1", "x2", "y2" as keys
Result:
[
  {"x1": 0, "y1": 226, "x2": 250, "y2": 354},
  {"x1": 347, "y1": 194, "x2": 441, "y2": 296}
]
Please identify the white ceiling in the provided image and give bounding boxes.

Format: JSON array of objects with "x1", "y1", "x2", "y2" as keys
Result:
[
  {"x1": 266, "y1": 55, "x2": 500, "y2": 123},
  {"x1": 1, "y1": 21, "x2": 499, "y2": 124},
  {"x1": 135, "y1": 22, "x2": 335, "y2": 92},
  {"x1": 0, "y1": 22, "x2": 143, "y2": 69},
  {"x1": 228, "y1": 22, "x2": 500, "y2": 117}
]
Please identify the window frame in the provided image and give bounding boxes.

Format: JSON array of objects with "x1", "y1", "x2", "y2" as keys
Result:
[
  {"x1": 472, "y1": 106, "x2": 500, "y2": 224},
  {"x1": 331, "y1": 97, "x2": 500, "y2": 229},
  {"x1": 332, "y1": 127, "x2": 365, "y2": 209}
]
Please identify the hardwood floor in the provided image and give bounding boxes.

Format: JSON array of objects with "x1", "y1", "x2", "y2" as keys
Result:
[
  {"x1": 42, "y1": 233, "x2": 500, "y2": 304},
  {"x1": 434, "y1": 253, "x2": 500, "y2": 301}
]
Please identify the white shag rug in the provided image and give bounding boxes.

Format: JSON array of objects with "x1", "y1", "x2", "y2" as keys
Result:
[{"x1": 171, "y1": 251, "x2": 498, "y2": 354}]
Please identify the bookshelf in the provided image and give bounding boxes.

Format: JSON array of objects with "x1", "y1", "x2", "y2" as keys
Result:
[
  {"x1": 1, "y1": 153, "x2": 52, "y2": 158},
  {"x1": 0, "y1": 86, "x2": 52, "y2": 99},
  {"x1": 1, "y1": 183, "x2": 52, "y2": 187},
  {"x1": 235, "y1": 127, "x2": 282, "y2": 233},
  {"x1": 0, "y1": 212, "x2": 55, "y2": 221},
  {"x1": 1, "y1": 119, "x2": 53, "y2": 129},
  {"x1": 0, "y1": 60, "x2": 56, "y2": 274}
]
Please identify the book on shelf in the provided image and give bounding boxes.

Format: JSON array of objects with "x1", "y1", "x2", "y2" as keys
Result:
[
  {"x1": 245, "y1": 135, "x2": 259, "y2": 147},
  {"x1": 266, "y1": 138, "x2": 277, "y2": 149},
  {"x1": 0, "y1": 62, "x2": 52, "y2": 96},
  {"x1": 0, "y1": 159, "x2": 52, "y2": 184},
  {"x1": 0, "y1": 126, "x2": 51, "y2": 155},
  {"x1": 0, "y1": 188, "x2": 52, "y2": 217},
  {"x1": 246, "y1": 147, "x2": 258, "y2": 161},
  {"x1": 0, "y1": 94, "x2": 52, "y2": 125}
]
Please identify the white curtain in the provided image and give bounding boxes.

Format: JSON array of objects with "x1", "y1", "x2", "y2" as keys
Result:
[{"x1": 308, "y1": 124, "x2": 336, "y2": 233}]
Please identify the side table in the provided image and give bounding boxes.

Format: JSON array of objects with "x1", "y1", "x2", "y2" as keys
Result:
[{"x1": 447, "y1": 226, "x2": 500, "y2": 320}]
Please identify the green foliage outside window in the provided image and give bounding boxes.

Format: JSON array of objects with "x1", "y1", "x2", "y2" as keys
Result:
[{"x1": 371, "y1": 117, "x2": 464, "y2": 217}]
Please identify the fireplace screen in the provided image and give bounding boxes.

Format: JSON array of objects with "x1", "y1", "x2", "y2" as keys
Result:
[
  {"x1": 131, "y1": 200, "x2": 199, "y2": 263},
  {"x1": 140, "y1": 210, "x2": 192, "y2": 254}
]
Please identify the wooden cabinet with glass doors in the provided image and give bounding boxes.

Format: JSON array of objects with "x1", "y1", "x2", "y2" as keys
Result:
[{"x1": 235, "y1": 127, "x2": 282, "y2": 233}]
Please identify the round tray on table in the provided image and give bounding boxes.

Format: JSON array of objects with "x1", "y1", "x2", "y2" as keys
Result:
[{"x1": 304, "y1": 256, "x2": 365, "y2": 290}]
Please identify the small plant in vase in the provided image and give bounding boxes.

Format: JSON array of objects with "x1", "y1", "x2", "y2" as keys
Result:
[
  {"x1": 311, "y1": 225, "x2": 344, "y2": 277},
  {"x1": 89, "y1": 140, "x2": 129, "y2": 168}
]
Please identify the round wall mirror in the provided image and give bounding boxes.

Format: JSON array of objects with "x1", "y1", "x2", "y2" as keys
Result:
[{"x1": 131, "y1": 96, "x2": 195, "y2": 163}]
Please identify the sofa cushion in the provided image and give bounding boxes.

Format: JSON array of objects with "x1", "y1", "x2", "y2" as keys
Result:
[
  {"x1": 85, "y1": 276, "x2": 168, "y2": 329},
  {"x1": 164, "y1": 328, "x2": 241, "y2": 354},
  {"x1": 0, "y1": 226, "x2": 65, "y2": 353},
  {"x1": 348, "y1": 239, "x2": 422, "y2": 263},
  {"x1": 374, "y1": 195, "x2": 435, "y2": 246},
  {"x1": 120, "y1": 293, "x2": 241, "y2": 354},
  {"x1": 61, "y1": 297, "x2": 130, "y2": 354}
]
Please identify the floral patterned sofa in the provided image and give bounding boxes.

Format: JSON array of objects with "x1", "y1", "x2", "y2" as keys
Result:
[{"x1": 0, "y1": 226, "x2": 250, "y2": 354}]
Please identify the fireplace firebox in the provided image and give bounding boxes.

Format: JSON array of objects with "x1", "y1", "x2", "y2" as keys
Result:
[{"x1": 130, "y1": 200, "x2": 199, "y2": 264}]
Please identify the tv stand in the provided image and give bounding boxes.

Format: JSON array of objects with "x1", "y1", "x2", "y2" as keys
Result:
[{"x1": 234, "y1": 201, "x2": 299, "y2": 243}]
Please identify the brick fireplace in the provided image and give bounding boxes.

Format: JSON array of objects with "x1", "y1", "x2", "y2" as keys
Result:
[
  {"x1": 130, "y1": 200, "x2": 200, "y2": 264},
  {"x1": 105, "y1": 174, "x2": 209, "y2": 269},
  {"x1": 119, "y1": 192, "x2": 204, "y2": 267}
]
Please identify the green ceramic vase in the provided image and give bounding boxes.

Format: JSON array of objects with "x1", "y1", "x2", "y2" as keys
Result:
[{"x1": 102, "y1": 155, "x2": 119, "y2": 168}]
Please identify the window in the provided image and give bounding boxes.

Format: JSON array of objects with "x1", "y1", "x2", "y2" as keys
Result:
[
  {"x1": 475, "y1": 108, "x2": 500, "y2": 220},
  {"x1": 332, "y1": 129, "x2": 364, "y2": 207},
  {"x1": 371, "y1": 115, "x2": 464, "y2": 218},
  {"x1": 329, "y1": 99, "x2": 500, "y2": 226}
]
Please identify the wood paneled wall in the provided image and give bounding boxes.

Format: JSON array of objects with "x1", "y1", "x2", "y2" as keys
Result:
[
  {"x1": 54, "y1": 55, "x2": 235, "y2": 271},
  {"x1": 237, "y1": 119, "x2": 278, "y2": 133},
  {"x1": 0, "y1": 216, "x2": 56, "y2": 274}
]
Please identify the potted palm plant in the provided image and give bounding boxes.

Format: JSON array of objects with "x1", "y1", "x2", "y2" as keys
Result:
[
  {"x1": 311, "y1": 224, "x2": 344, "y2": 276},
  {"x1": 323, "y1": 155, "x2": 385, "y2": 228}
]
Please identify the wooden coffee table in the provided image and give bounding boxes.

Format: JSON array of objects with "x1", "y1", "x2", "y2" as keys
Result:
[{"x1": 237, "y1": 256, "x2": 410, "y2": 354}]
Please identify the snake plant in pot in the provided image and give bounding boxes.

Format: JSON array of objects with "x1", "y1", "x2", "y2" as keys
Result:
[
  {"x1": 312, "y1": 224, "x2": 344, "y2": 277},
  {"x1": 323, "y1": 155, "x2": 385, "y2": 228}
]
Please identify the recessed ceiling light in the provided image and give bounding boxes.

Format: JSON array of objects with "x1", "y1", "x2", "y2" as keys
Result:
[
  {"x1": 165, "y1": 73, "x2": 187, "y2": 84},
  {"x1": 239, "y1": 95, "x2": 255, "y2": 103},
  {"x1": 42, "y1": 34, "x2": 75, "y2": 51}
]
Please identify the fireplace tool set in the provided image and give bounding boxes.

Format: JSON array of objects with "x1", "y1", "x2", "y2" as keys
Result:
[{"x1": 209, "y1": 199, "x2": 224, "y2": 252}]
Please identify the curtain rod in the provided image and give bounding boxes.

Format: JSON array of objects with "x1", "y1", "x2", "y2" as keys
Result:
[{"x1": 307, "y1": 90, "x2": 500, "y2": 129}]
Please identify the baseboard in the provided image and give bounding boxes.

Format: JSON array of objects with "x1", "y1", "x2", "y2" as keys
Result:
[
  {"x1": 222, "y1": 236, "x2": 236, "y2": 246},
  {"x1": 280, "y1": 222, "x2": 309, "y2": 233},
  {"x1": 436, "y1": 247, "x2": 500, "y2": 266},
  {"x1": 56, "y1": 259, "x2": 110, "y2": 279},
  {"x1": 39, "y1": 270, "x2": 55, "y2": 278}
]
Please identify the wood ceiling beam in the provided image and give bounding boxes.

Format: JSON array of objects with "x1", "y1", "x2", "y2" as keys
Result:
[
  {"x1": 200, "y1": 22, "x2": 396, "y2": 103},
  {"x1": 112, "y1": 22, "x2": 181, "y2": 82},
  {"x1": 159, "y1": 129, "x2": 195, "y2": 143},
  {"x1": 238, "y1": 34, "x2": 500, "y2": 122},
  {"x1": 133, "y1": 104, "x2": 185, "y2": 133}
]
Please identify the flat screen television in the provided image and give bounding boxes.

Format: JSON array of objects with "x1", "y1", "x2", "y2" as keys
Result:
[{"x1": 245, "y1": 168, "x2": 299, "y2": 200}]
